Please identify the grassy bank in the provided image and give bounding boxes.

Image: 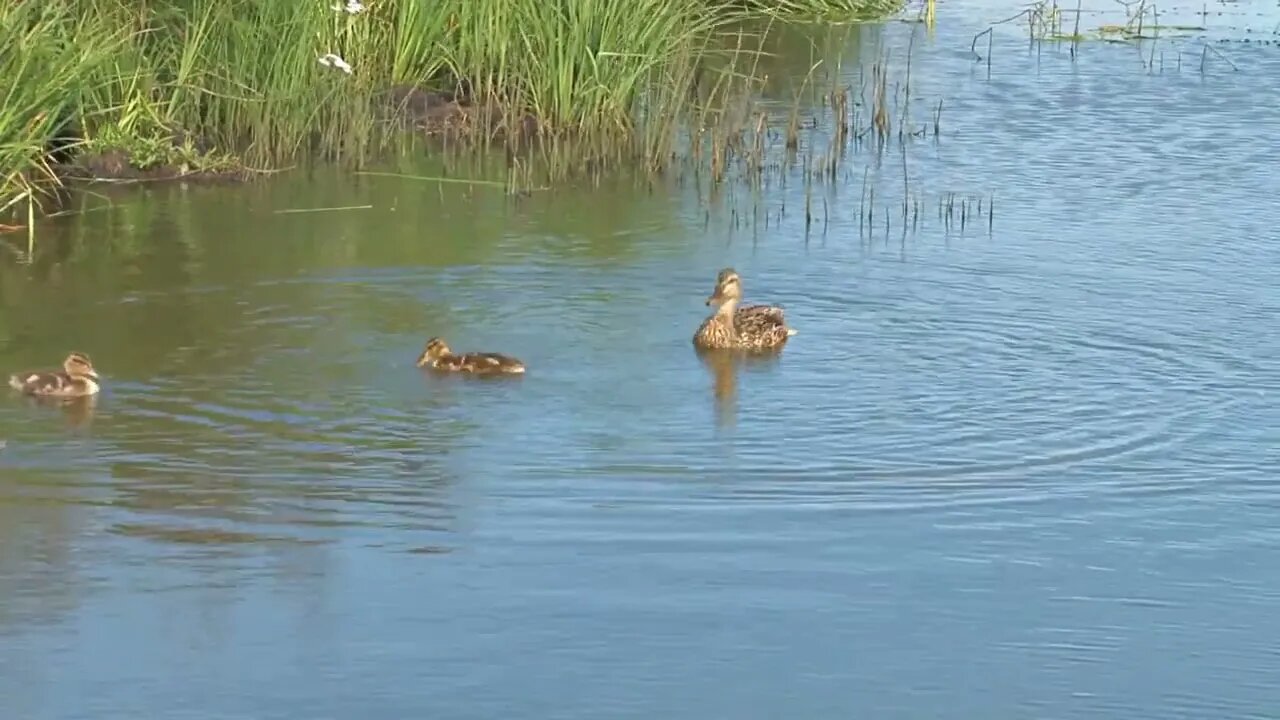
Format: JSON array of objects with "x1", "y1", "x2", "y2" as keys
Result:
[{"x1": 0, "y1": 0, "x2": 906, "y2": 230}]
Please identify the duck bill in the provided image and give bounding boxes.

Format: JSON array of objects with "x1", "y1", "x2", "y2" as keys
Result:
[{"x1": 705, "y1": 290, "x2": 728, "y2": 306}]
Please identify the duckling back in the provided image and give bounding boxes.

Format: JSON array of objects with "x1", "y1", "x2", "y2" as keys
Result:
[
  {"x1": 451, "y1": 351, "x2": 526, "y2": 375},
  {"x1": 8, "y1": 352, "x2": 102, "y2": 398},
  {"x1": 8, "y1": 369, "x2": 100, "y2": 397},
  {"x1": 416, "y1": 337, "x2": 526, "y2": 375}
]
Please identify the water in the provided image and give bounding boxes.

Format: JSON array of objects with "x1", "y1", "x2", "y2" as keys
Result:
[{"x1": 3, "y1": 1, "x2": 1280, "y2": 717}]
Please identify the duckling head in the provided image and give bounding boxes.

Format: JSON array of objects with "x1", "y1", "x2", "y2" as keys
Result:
[
  {"x1": 63, "y1": 352, "x2": 99, "y2": 380},
  {"x1": 705, "y1": 268, "x2": 743, "y2": 307},
  {"x1": 416, "y1": 337, "x2": 451, "y2": 367}
]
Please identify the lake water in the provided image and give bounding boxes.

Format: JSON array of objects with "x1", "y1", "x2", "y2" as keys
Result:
[{"x1": 2, "y1": 0, "x2": 1279, "y2": 717}]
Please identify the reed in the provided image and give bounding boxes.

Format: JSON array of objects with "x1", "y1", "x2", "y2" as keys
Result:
[{"x1": 0, "y1": 2, "x2": 130, "y2": 217}]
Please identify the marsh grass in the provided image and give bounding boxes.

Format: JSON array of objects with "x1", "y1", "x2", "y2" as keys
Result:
[
  {"x1": 625, "y1": 19, "x2": 978, "y2": 247},
  {"x1": 1, "y1": 0, "x2": 759, "y2": 209},
  {"x1": 480, "y1": 19, "x2": 966, "y2": 250},
  {"x1": 0, "y1": 2, "x2": 132, "y2": 229},
  {"x1": 459, "y1": 0, "x2": 723, "y2": 134},
  {"x1": 678, "y1": 37, "x2": 941, "y2": 190}
]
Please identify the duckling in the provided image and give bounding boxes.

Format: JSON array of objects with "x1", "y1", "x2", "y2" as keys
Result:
[
  {"x1": 8, "y1": 351, "x2": 102, "y2": 398},
  {"x1": 415, "y1": 337, "x2": 526, "y2": 375},
  {"x1": 693, "y1": 268, "x2": 796, "y2": 351}
]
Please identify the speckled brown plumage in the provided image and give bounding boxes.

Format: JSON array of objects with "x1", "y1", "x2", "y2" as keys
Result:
[
  {"x1": 693, "y1": 269, "x2": 796, "y2": 351},
  {"x1": 415, "y1": 337, "x2": 526, "y2": 375},
  {"x1": 8, "y1": 352, "x2": 101, "y2": 397}
]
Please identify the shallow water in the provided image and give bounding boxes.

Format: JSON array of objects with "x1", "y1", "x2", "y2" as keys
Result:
[{"x1": 3, "y1": 0, "x2": 1280, "y2": 717}]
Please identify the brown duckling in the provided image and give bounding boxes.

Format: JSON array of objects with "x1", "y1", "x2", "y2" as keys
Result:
[
  {"x1": 8, "y1": 351, "x2": 102, "y2": 398},
  {"x1": 693, "y1": 268, "x2": 796, "y2": 351},
  {"x1": 415, "y1": 337, "x2": 526, "y2": 375}
]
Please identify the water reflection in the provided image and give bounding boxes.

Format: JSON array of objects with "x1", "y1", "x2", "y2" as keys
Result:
[
  {"x1": 16, "y1": 394, "x2": 98, "y2": 430},
  {"x1": 696, "y1": 346, "x2": 784, "y2": 429},
  {"x1": 0, "y1": 465, "x2": 93, "y2": 640},
  {"x1": 698, "y1": 348, "x2": 740, "y2": 427}
]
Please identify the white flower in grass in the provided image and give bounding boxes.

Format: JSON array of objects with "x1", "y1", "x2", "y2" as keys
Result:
[
  {"x1": 318, "y1": 53, "x2": 353, "y2": 74},
  {"x1": 332, "y1": 0, "x2": 366, "y2": 14}
]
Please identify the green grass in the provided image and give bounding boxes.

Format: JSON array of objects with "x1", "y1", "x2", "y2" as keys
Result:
[
  {"x1": 0, "y1": 2, "x2": 131, "y2": 217},
  {"x1": 0, "y1": 0, "x2": 906, "y2": 225}
]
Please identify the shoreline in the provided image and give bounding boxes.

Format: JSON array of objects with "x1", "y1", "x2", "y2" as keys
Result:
[{"x1": 0, "y1": 0, "x2": 907, "y2": 230}]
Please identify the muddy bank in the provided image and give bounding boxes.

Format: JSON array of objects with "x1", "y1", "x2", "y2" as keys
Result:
[
  {"x1": 46, "y1": 124, "x2": 250, "y2": 185},
  {"x1": 380, "y1": 85, "x2": 542, "y2": 140},
  {"x1": 53, "y1": 87, "x2": 541, "y2": 185},
  {"x1": 53, "y1": 150, "x2": 251, "y2": 184},
  {"x1": 17, "y1": 84, "x2": 552, "y2": 214}
]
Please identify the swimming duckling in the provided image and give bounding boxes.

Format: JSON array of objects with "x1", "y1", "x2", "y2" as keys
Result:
[
  {"x1": 415, "y1": 337, "x2": 526, "y2": 375},
  {"x1": 8, "y1": 352, "x2": 102, "y2": 398},
  {"x1": 693, "y1": 268, "x2": 796, "y2": 351}
]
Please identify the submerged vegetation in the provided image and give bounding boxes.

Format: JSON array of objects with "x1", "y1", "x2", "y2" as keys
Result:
[{"x1": 0, "y1": 0, "x2": 908, "y2": 234}]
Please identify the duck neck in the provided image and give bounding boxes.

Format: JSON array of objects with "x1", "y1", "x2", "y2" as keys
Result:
[
  {"x1": 715, "y1": 298, "x2": 740, "y2": 333},
  {"x1": 72, "y1": 374, "x2": 100, "y2": 394}
]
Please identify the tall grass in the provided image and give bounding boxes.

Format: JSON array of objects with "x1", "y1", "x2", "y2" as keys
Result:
[
  {"x1": 0, "y1": 0, "x2": 905, "y2": 225},
  {"x1": 473, "y1": 0, "x2": 719, "y2": 132}
]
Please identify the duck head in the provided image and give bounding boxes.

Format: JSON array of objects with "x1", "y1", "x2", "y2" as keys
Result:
[
  {"x1": 415, "y1": 337, "x2": 452, "y2": 367},
  {"x1": 705, "y1": 268, "x2": 743, "y2": 308}
]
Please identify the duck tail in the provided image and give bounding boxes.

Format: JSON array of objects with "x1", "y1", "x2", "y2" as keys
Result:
[{"x1": 786, "y1": 327, "x2": 798, "y2": 337}]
